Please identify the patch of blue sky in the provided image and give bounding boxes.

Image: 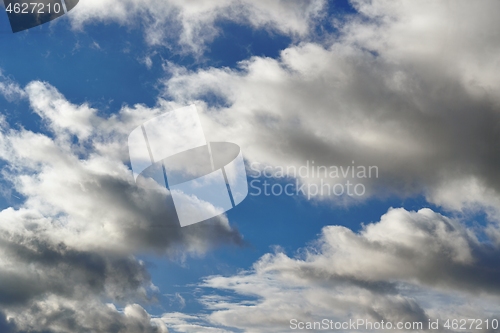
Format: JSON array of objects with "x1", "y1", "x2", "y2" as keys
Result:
[
  {"x1": 312, "y1": 0, "x2": 358, "y2": 38},
  {"x1": 0, "y1": 21, "x2": 161, "y2": 109},
  {"x1": 205, "y1": 20, "x2": 292, "y2": 69},
  {"x1": 0, "y1": 163, "x2": 25, "y2": 210}
]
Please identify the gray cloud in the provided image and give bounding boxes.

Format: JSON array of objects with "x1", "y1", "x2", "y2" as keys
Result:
[
  {"x1": 10, "y1": 301, "x2": 168, "y2": 333},
  {"x1": 3, "y1": 1, "x2": 500, "y2": 331},
  {"x1": 0, "y1": 79, "x2": 244, "y2": 332},
  {"x1": 186, "y1": 208, "x2": 500, "y2": 332},
  {"x1": 161, "y1": 3, "x2": 500, "y2": 213}
]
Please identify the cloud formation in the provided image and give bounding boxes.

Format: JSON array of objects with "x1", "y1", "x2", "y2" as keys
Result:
[
  {"x1": 67, "y1": 0, "x2": 326, "y2": 54},
  {"x1": 0, "y1": 79, "x2": 243, "y2": 332},
  {"x1": 161, "y1": 0, "x2": 500, "y2": 214},
  {"x1": 3, "y1": 0, "x2": 500, "y2": 332},
  {"x1": 191, "y1": 208, "x2": 500, "y2": 332}
]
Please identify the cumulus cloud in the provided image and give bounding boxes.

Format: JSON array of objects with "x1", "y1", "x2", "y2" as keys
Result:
[
  {"x1": 67, "y1": 0, "x2": 325, "y2": 54},
  {"x1": 130, "y1": 3, "x2": 500, "y2": 329},
  {"x1": 0, "y1": 79, "x2": 243, "y2": 332},
  {"x1": 7, "y1": 300, "x2": 169, "y2": 333},
  {"x1": 188, "y1": 208, "x2": 500, "y2": 332},
  {"x1": 2, "y1": 0, "x2": 500, "y2": 332},
  {"x1": 160, "y1": 0, "x2": 500, "y2": 214}
]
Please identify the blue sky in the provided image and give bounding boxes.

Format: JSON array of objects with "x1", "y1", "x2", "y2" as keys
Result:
[{"x1": 1, "y1": 1, "x2": 500, "y2": 333}]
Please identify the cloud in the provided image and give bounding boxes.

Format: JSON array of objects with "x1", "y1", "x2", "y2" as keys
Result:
[
  {"x1": 191, "y1": 208, "x2": 500, "y2": 332},
  {"x1": 3, "y1": 1, "x2": 500, "y2": 331},
  {"x1": 0, "y1": 71, "x2": 26, "y2": 102},
  {"x1": 159, "y1": 0, "x2": 500, "y2": 214},
  {"x1": 0, "y1": 312, "x2": 16, "y2": 333},
  {"x1": 0, "y1": 78, "x2": 244, "y2": 332},
  {"x1": 8, "y1": 300, "x2": 169, "y2": 333},
  {"x1": 160, "y1": 312, "x2": 232, "y2": 333},
  {"x1": 4, "y1": 80, "x2": 243, "y2": 254},
  {"x1": 66, "y1": 0, "x2": 326, "y2": 54}
]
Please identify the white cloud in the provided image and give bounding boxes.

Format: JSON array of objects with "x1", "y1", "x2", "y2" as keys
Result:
[
  {"x1": 192, "y1": 208, "x2": 500, "y2": 332},
  {"x1": 1, "y1": 80, "x2": 243, "y2": 253},
  {"x1": 160, "y1": 312, "x2": 232, "y2": 333},
  {"x1": 67, "y1": 0, "x2": 326, "y2": 54},
  {"x1": 0, "y1": 78, "x2": 244, "y2": 332},
  {"x1": 25, "y1": 81, "x2": 98, "y2": 139}
]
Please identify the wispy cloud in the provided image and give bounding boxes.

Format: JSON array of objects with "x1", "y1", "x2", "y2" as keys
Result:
[
  {"x1": 67, "y1": 0, "x2": 326, "y2": 55},
  {"x1": 0, "y1": 71, "x2": 26, "y2": 102}
]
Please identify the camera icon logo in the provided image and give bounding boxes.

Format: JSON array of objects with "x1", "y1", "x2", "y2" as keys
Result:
[{"x1": 128, "y1": 105, "x2": 248, "y2": 227}]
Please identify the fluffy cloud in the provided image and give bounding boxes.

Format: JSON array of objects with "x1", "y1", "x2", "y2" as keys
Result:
[
  {"x1": 67, "y1": 0, "x2": 325, "y2": 54},
  {"x1": 0, "y1": 79, "x2": 243, "y2": 332},
  {"x1": 161, "y1": 0, "x2": 500, "y2": 213},
  {"x1": 3, "y1": 0, "x2": 500, "y2": 332},
  {"x1": 135, "y1": 3, "x2": 500, "y2": 329},
  {"x1": 191, "y1": 208, "x2": 500, "y2": 332},
  {"x1": 5, "y1": 299, "x2": 169, "y2": 333}
]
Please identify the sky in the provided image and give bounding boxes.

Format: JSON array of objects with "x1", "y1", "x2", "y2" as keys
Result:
[{"x1": 1, "y1": 0, "x2": 500, "y2": 332}]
